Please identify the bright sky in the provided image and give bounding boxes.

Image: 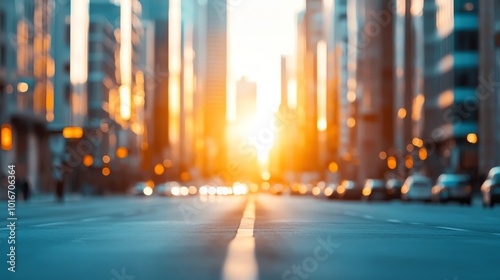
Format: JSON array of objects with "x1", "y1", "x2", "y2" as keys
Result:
[{"x1": 228, "y1": 0, "x2": 304, "y2": 124}]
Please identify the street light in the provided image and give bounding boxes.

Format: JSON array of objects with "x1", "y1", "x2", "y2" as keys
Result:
[
  {"x1": 347, "y1": 117, "x2": 356, "y2": 128},
  {"x1": 1, "y1": 124, "x2": 12, "y2": 150},
  {"x1": 379, "y1": 151, "x2": 387, "y2": 160},
  {"x1": 387, "y1": 156, "x2": 397, "y2": 170},
  {"x1": 412, "y1": 137, "x2": 423, "y2": 148},
  {"x1": 419, "y1": 148, "x2": 428, "y2": 161},
  {"x1": 102, "y1": 167, "x2": 111, "y2": 176},
  {"x1": 154, "y1": 163, "x2": 165, "y2": 175},
  {"x1": 397, "y1": 108, "x2": 407, "y2": 119},
  {"x1": 466, "y1": 133, "x2": 478, "y2": 144},
  {"x1": 17, "y1": 82, "x2": 29, "y2": 93},
  {"x1": 83, "y1": 155, "x2": 93, "y2": 167},
  {"x1": 102, "y1": 155, "x2": 110, "y2": 164},
  {"x1": 328, "y1": 162, "x2": 338, "y2": 173},
  {"x1": 405, "y1": 155, "x2": 414, "y2": 169},
  {"x1": 62, "y1": 127, "x2": 83, "y2": 139},
  {"x1": 116, "y1": 147, "x2": 128, "y2": 159}
]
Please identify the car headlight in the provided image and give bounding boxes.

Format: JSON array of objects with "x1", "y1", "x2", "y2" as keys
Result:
[{"x1": 362, "y1": 188, "x2": 371, "y2": 196}]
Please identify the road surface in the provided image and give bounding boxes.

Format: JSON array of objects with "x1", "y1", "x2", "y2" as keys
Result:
[{"x1": 1, "y1": 194, "x2": 499, "y2": 280}]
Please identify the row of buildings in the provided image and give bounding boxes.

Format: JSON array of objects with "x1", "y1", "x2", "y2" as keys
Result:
[
  {"x1": 273, "y1": 0, "x2": 500, "y2": 187},
  {"x1": 0, "y1": 0, "x2": 229, "y2": 196}
]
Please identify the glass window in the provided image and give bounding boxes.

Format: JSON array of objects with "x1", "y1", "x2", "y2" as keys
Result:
[
  {"x1": 0, "y1": 10, "x2": 4, "y2": 31},
  {"x1": 64, "y1": 83, "x2": 71, "y2": 104},
  {"x1": 454, "y1": 68, "x2": 478, "y2": 87},
  {"x1": 455, "y1": 31, "x2": 479, "y2": 51},
  {"x1": 452, "y1": 100, "x2": 478, "y2": 122},
  {"x1": 0, "y1": 44, "x2": 5, "y2": 66},
  {"x1": 65, "y1": 23, "x2": 70, "y2": 46},
  {"x1": 454, "y1": 0, "x2": 478, "y2": 13}
]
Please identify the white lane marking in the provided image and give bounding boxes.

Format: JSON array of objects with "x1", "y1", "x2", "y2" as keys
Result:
[
  {"x1": 222, "y1": 196, "x2": 258, "y2": 280},
  {"x1": 493, "y1": 233, "x2": 500, "y2": 236},
  {"x1": 363, "y1": 215, "x2": 373, "y2": 220},
  {"x1": 435, "y1": 226, "x2": 470, "y2": 232},
  {"x1": 386, "y1": 219, "x2": 402, "y2": 224},
  {"x1": 32, "y1": 222, "x2": 68, "y2": 228},
  {"x1": 409, "y1": 222, "x2": 423, "y2": 226},
  {"x1": 80, "y1": 216, "x2": 110, "y2": 222}
]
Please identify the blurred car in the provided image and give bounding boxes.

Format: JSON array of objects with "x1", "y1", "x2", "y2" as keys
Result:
[
  {"x1": 385, "y1": 179, "x2": 404, "y2": 200},
  {"x1": 362, "y1": 179, "x2": 390, "y2": 201},
  {"x1": 290, "y1": 183, "x2": 301, "y2": 195},
  {"x1": 401, "y1": 175, "x2": 433, "y2": 202},
  {"x1": 130, "y1": 181, "x2": 153, "y2": 196},
  {"x1": 312, "y1": 181, "x2": 326, "y2": 198},
  {"x1": 292, "y1": 183, "x2": 313, "y2": 196},
  {"x1": 324, "y1": 183, "x2": 338, "y2": 199},
  {"x1": 269, "y1": 184, "x2": 285, "y2": 195},
  {"x1": 432, "y1": 174, "x2": 472, "y2": 205},
  {"x1": 336, "y1": 180, "x2": 363, "y2": 200},
  {"x1": 155, "y1": 181, "x2": 179, "y2": 196},
  {"x1": 481, "y1": 166, "x2": 500, "y2": 208}
]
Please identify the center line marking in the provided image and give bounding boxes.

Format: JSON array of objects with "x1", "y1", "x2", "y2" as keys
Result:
[
  {"x1": 80, "y1": 216, "x2": 110, "y2": 222},
  {"x1": 435, "y1": 226, "x2": 470, "y2": 232},
  {"x1": 386, "y1": 219, "x2": 401, "y2": 223},
  {"x1": 222, "y1": 196, "x2": 258, "y2": 280},
  {"x1": 32, "y1": 222, "x2": 68, "y2": 228}
]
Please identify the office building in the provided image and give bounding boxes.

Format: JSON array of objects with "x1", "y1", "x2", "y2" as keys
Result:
[
  {"x1": 346, "y1": 0, "x2": 395, "y2": 183},
  {"x1": 203, "y1": 0, "x2": 228, "y2": 177},
  {"x1": 478, "y1": 0, "x2": 500, "y2": 177},
  {"x1": 0, "y1": 0, "x2": 52, "y2": 194}
]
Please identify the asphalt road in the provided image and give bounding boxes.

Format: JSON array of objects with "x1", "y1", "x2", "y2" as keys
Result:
[{"x1": 1, "y1": 194, "x2": 499, "y2": 280}]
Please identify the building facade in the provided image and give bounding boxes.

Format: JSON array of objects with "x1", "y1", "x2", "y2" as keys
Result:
[
  {"x1": 1, "y1": 0, "x2": 53, "y2": 196},
  {"x1": 478, "y1": 0, "x2": 500, "y2": 178},
  {"x1": 203, "y1": 0, "x2": 228, "y2": 178}
]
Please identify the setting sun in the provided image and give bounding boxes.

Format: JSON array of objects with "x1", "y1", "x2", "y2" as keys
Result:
[{"x1": 228, "y1": 0, "x2": 304, "y2": 164}]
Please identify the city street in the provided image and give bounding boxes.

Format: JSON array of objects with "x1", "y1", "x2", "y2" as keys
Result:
[{"x1": 1, "y1": 194, "x2": 500, "y2": 280}]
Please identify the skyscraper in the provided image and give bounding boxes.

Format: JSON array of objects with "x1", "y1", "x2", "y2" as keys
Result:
[
  {"x1": 203, "y1": 0, "x2": 227, "y2": 177},
  {"x1": 346, "y1": 0, "x2": 395, "y2": 183},
  {"x1": 478, "y1": 0, "x2": 500, "y2": 178},
  {"x1": 141, "y1": 0, "x2": 171, "y2": 177},
  {"x1": 0, "y1": 0, "x2": 53, "y2": 194},
  {"x1": 393, "y1": 0, "x2": 415, "y2": 179}
]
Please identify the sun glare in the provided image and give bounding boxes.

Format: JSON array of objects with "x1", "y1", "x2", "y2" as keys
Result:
[{"x1": 228, "y1": 0, "x2": 304, "y2": 165}]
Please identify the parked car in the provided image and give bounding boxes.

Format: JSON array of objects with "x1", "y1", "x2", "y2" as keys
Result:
[
  {"x1": 290, "y1": 183, "x2": 301, "y2": 195},
  {"x1": 481, "y1": 166, "x2": 500, "y2": 208},
  {"x1": 385, "y1": 179, "x2": 404, "y2": 200},
  {"x1": 155, "y1": 181, "x2": 179, "y2": 196},
  {"x1": 432, "y1": 174, "x2": 472, "y2": 205},
  {"x1": 269, "y1": 184, "x2": 285, "y2": 195},
  {"x1": 401, "y1": 175, "x2": 433, "y2": 202},
  {"x1": 336, "y1": 180, "x2": 363, "y2": 200},
  {"x1": 324, "y1": 183, "x2": 338, "y2": 199},
  {"x1": 130, "y1": 181, "x2": 153, "y2": 196},
  {"x1": 362, "y1": 179, "x2": 390, "y2": 201},
  {"x1": 312, "y1": 181, "x2": 326, "y2": 197}
]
